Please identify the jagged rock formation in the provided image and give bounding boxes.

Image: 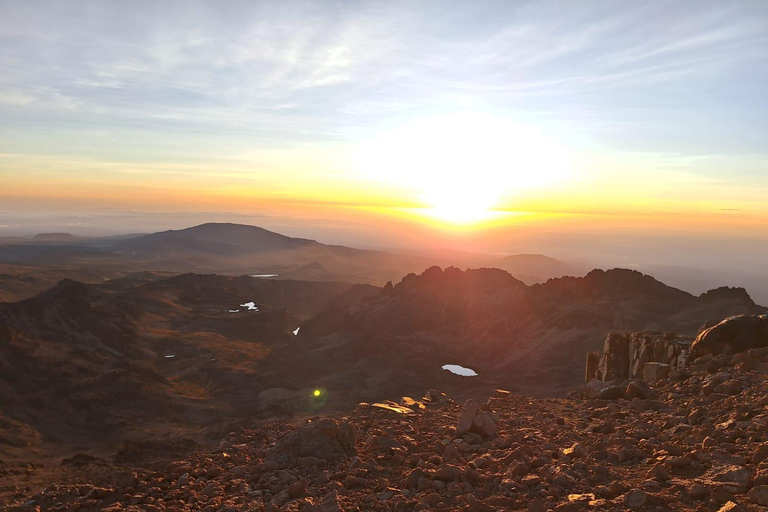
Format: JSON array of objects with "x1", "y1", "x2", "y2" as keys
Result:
[
  {"x1": 592, "y1": 314, "x2": 768, "y2": 388},
  {"x1": 589, "y1": 331, "x2": 693, "y2": 384}
]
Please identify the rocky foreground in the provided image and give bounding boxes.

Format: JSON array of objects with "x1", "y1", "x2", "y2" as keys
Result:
[{"x1": 4, "y1": 343, "x2": 768, "y2": 512}]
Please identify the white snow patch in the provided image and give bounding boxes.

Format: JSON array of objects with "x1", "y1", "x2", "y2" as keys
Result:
[
  {"x1": 240, "y1": 302, "x2": 258, "y2": 311},
  {"x1": 164, "y1": 354, "x2": 175, "y2": 358},
  {"x1": 250, "y1": 274, "x2": 279, "y2": 278},
  {"x1": 442, "y1": 364, "x2": 478, "y2": 377},
  {"x1": 228, "y1": 309, "x2": 240, "y2": 313},
  {"x1": 293, "y1": 327, "x2": 301, "y2": 335}
]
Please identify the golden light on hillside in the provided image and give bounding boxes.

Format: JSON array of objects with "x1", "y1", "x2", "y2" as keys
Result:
[{"x1": 354, "y1": 112, "x2": 571, "y2": 225}]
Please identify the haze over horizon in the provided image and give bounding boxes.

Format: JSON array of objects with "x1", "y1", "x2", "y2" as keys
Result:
[{"x1": 1, "y1": 1, "x2": 767, "y2": 273}]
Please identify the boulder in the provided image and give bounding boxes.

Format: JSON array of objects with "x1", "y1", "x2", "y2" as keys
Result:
[
  {"x1": 692, "y1": 315, "x2": 768, "y2": 356},
  {"x1": 700, "y1": 464, "x2": 753, "y2": 494},
  {"x1": 642, "y1": 362, "x2": 670, "y2": 383},
  {"x1": 596, "y1": 385, "x2": 625, "y2": 400},
  {"x1": 266, "y1": 418, "x2": 356, "y2": 464},
  {"x1": 624, "y1": 489, "x2": 663, "y2": 509},
  {"x1": 455, "y1": 399, "x2": 498, "y2": 439},
  {"x1": 305, "y1": 490, "x2": 344, "y2": 512},
  {"x1": 747, "y1": 485, "x2": 768, "y2": 506}
]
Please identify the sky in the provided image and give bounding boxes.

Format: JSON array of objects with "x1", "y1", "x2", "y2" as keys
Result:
[{"x1": 0, "y1": 0, "x2": 767, "y2": 265}]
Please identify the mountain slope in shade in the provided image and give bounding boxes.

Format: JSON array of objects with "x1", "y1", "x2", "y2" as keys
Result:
[
  {"x1": 295, "y1": 267, "x2": 765, "y2": 399},
  {"x1": 0, "y1": 274, "x2": 359, "y2": 456}
]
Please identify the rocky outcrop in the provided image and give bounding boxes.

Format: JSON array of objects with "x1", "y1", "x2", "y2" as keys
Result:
[
  {"x1": 692, "y1": 314, "x2": 768, "y2": 356},
  {"x1": 593, "y1": 331, "x2": 692, "y2": 384}
]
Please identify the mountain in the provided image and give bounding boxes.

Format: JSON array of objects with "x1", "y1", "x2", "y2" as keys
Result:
[
  {"x1": 294, "y1": 267, "x2": 765, "y2": 399},
  {"x1": 494, "y1": 253, "x2": 583, "y2": 284},
  {"x1": 0, "y1": 223, "x2": 436, "y2": 288},
  {"x1": 112, "y1": 223, "x2": 318, "y2": 255}
]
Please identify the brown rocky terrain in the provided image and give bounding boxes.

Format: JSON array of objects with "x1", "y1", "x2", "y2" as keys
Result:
[
  {"x1": 1, "y1": 264, "x2": 766, "y2": 510},
  {"x1": 3, "y1": 327, "x2": 768, "y2": 511}
]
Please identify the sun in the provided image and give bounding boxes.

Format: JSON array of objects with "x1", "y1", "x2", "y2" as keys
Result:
[{"x1": 354, "y1": 112, "x2": 570, "y2": 224}]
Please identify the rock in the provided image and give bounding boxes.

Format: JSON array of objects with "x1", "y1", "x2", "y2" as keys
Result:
[
  {"x1": 472, "y1": 410, "x2": 498, "y2": 438},
  {"x1": 305, "y1": 490, "x2": 344, "y2": 512},
  {"x1": 747, "y1": 485, "x2": 768, "y2": 506},
  {"x1": 690, "y1": 483, "x2": 709, "y2": 499},
  {"x1": 624, "y1": 380, "x2": 647, "y2": 400},
  {"x1": 298, "y1": 456, "x2": 327, "y2": 467},
  {"x1": 700, "y1": 464, "x2": 753, "y2": 493},
  {"x1": 718, "y1": 501, "x2": 745, "y2": 512},
  {"x1": 714, "y1": 380, "x2": 741, "y2": 395},
  {"x1": 266, "y1": 418, "x2": 356, "y2": 464},
  {"x1": 563, "y1": 443, "x2": 587, "y2": 459},
  {"x1": 624, "y1": 489, "x2": 663, "y2": 509},
  {"x1": 405, "y1": 468, "x2": 427, "y2": 489},
  {"x1": 647, "y1": 463, "x2": 671, "y2": 481},
  {"x1": 585, "y1": 351, "x2": 600, "y2": 383},
  {"x1": 554, "y1": 503, "x2": 583, "y2": 512},
  {"x1": 288, "y1": 478, "x2": 307, "y2": 498},
  {"x1": 455, "y1": 399, "x2": 498, "y2": 439},
  {"x1": 693, "y1": 315, "x2": 768, "y2": 356},
  {"x1": 528, "y1": 497, "x2": 546, "y2": 512},
  {"x1": 642, "y1": 362, "x2": 670, "y2": 383},
  {"x1": 466, "y1": 494, "x2": 495, "y2": 512},
  {"x1": 456, "y1": 399, "x2": 478, "y2": 436},
  {"x1": 597, "y1": 333, "x2": 630, "y2": 381},
  {"x1": 434, "y1": 465, "x2": 463, "y2": 481},
  {"x1": 596, "y1": 385, "x2": 625, "y2": 400},
  {"x1": 585, "y1": 379, "x2": 607, "y2": 399}
]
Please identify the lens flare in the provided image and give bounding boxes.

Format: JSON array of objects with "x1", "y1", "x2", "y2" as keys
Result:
[{"x1": 313, "y1": 389, "x2": 322, "y2": 397}]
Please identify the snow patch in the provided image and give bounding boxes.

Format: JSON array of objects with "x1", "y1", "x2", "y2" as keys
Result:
[
  {"x1": 442, "y1": 364, "x2": 478, "y2": 377},
  {"x1": 240, "y1": 302, "x2": 258, "y2": 311},
  {"x1": 293, "y1": 327, "x2": 301, "y2": 335},
  {"x1": 250, "y1": 274, "x2": 278, "y2": 278}
]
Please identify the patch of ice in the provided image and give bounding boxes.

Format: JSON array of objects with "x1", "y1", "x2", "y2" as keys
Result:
[
  {"x1": 164, "y1": 354, "x2": 175, "y2": 358},
  {"x1": 293, "y1": 327, "x2": 301, "y2": 335},
  {"x1": 228, "y1": 309, "x2": 240, "y2": 313},
  {"x1": 250, "y1": 274, "x2": 278, "y2": 278},
  {"x1": 240, "y1": 302, "x2": 258, "y2": 311},
  {"x1": 442, "y1": 364, "x2": 478, "y2": 377}
]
